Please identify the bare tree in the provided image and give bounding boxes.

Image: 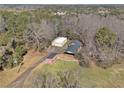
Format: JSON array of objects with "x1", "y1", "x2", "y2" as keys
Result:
[
  {"x1": 23, "y1": 20, "x2": 56, "y2": 51},
  {"x1": 31, "y1": 69, "x2": 81, "y2": 88}
]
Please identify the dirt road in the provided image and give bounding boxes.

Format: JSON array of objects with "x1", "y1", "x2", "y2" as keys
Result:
[
  {"x1": 7, "y1": 55, "x2": 48, "y2": 88},
  {"x1": 7, "y1": 48, "x2": 58, "y2": 88},
  {"x1": 7, "y1": 47, "x2": 62, "y2": 88}
]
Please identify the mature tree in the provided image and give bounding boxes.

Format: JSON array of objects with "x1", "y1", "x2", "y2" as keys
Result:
[
  {"x1": 94, "y1": 27, "x2": 117, "y2": 68},
  {"x1": 95, "y1": 27, "x2": 116, "y2": 48}
]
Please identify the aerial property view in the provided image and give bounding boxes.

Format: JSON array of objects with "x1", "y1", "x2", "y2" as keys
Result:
[{"x1": 1, "y1": 5, "x2": 124, "y2": 88}]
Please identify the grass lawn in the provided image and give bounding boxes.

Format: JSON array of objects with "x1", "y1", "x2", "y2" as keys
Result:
[{"x1": 25, "y1": 59, "x2": 124, "y2": 88}]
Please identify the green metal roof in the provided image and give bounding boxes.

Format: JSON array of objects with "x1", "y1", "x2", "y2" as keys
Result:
[{"x1": 65, "y1": 40, "x2": 81, "y2": 54}]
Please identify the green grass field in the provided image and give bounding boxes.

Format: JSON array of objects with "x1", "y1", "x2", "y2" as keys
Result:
[{"x1": 25, "y1": 59, "x2": 124, "y2": 88}]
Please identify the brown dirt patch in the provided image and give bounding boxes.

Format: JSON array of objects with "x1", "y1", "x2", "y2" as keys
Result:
[{"x1": 55, "y1": 53, "x2": 78, "y2": 62}]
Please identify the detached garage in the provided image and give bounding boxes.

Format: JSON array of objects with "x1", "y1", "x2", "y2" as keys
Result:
[{"x1": 52, "y1": 37, "x2": 67, "y2": 47}]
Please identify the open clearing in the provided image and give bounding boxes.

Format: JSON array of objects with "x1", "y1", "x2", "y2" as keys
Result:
[{"x1": 0, "y1": 49, "x2": 46, "y2": 87}]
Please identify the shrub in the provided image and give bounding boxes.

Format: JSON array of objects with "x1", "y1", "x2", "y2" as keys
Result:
[
  {"x1": 0, "y1": 49, "x2": 13, "y2": 69},
  {"x1": 75, "y1": 49, "x2": 91, "y2": 67},
  {"x1": 13, "y1": 46, "x2": 27, "y2": 64},
  {"x1": 95, "y1": 54, "x2": 114, "y2": 69}
]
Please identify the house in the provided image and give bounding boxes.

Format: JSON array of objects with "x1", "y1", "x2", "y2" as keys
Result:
[
  {"x1": 53, "y1": 11, "x2": 66, "y2": 16},
  {"x1": 97, "y1": 7, "x2": 110, "y2": 15},
  {"x1": 65, "y1": 40, "x2": 81, "y2": 55},
  {"x1": 52, "y1": 37, "x2": 67, "y2": 47}
]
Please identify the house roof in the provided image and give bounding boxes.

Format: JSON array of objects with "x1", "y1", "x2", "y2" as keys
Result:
[
  {"x1": 52, "y1": 37, "x2": 67, "y2": 47},
  {"x1": 65, "y1": 40, "x2": 81, "y2": 54},
  {"x1": 52, "y1": 37, "x2": 67, "y2": 44}
]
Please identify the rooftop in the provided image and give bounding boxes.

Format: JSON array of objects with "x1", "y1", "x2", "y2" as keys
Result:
[
  {"x1": 52, "y1": 37, "x2": 67, "y2": 44},
  {"x1": 65, "y1": 40, "x2": 81, "y2": 54}
]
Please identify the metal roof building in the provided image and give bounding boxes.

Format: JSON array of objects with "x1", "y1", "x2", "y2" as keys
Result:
[
  {"x1": 52, "y1": 37, "x2": 67, "y2": 47},
  {"x1": 65, "y1": 40, "x2": 81, "y2": 55}
]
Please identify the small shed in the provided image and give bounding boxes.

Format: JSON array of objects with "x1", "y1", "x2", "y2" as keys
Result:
[
  {"x1": 52, "y1": 37, "x2": 67, "y2": 47},
  {"x1": 65, "y1": 40, "x2": 81, "y2": 55}
]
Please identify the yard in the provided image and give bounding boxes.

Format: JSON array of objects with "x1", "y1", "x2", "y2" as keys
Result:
[{"x1": 23, "y1": 54, "x2": 124, "y2": 88}]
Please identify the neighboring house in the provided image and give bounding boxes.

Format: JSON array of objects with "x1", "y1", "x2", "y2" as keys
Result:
[
  {"x1": 65, "y1": 40, "x2": 81, "y2": 55},
  {"x1": 97, "y1": 7, "x2": 110, "y2": 15},
  {"x1": 53, "y1": 11, "x2": 66, "y2": 16},
  {"x1": 52, "y1": 37, "x2": 67, "y2": 47}
]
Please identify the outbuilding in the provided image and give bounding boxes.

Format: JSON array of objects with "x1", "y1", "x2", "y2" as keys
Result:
[
  {"x1": 65, "y1": 40, "x2": 81, "y2": 55},
  {"x1": 52, "y1": 37, "x2": 67, "y2": 47}
]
